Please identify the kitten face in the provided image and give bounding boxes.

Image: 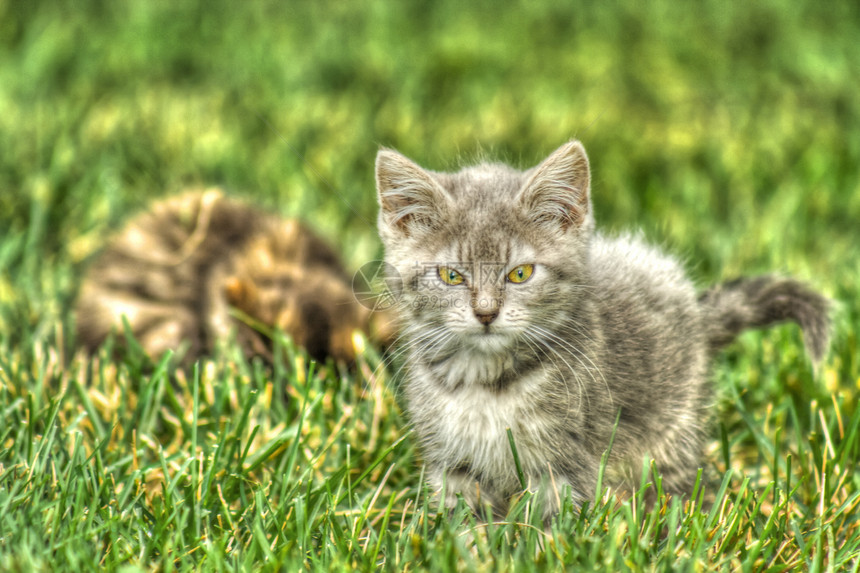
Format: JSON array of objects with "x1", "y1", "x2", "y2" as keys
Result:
[
  {"x1": 407, "y1": 239, "x2": 538, "y2": 350},
  {"x1": 377, "y1": 142, "x2": 594, "y2": 385}
]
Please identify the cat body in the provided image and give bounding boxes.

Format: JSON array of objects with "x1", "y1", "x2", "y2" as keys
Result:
[
  {"x1": 77, "y1": 189, "x2": 383, "y2": 365},
  {"x1": 375, "y1": 142, "x2": 829, "y2": 517}
]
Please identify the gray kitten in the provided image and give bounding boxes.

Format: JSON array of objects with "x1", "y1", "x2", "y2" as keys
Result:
[{"x1": 375, "y1": 141, "x2": 829, "y2": 518}]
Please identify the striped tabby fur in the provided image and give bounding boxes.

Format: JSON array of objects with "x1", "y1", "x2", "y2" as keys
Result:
[{"x1": 76, "y1": 189, "x2": 385, "y2": 365}]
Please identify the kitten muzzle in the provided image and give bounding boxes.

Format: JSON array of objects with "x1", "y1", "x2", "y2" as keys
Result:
[{"x1": 474, "y1": 309, "x2": 499, "y2": 326}]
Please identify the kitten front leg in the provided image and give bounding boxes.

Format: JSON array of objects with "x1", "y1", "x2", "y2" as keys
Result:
[
  {"x1": 522, "y1": 468, "x2": 591, "y2": 522},
  {"x1": 428, "y1": 465, "x2": 507, "y2": 520},
  {"x1": 429, "y1": 463, "x2": 591, "y2": 522}
]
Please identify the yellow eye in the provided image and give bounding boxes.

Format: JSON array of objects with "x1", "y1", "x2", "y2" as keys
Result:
[
  {"x1": 507, "y1": 264, "x2": 534, "y2": 284},
  {"x1": 438, "y1": 267, "x2": 465, "y2": 286}
]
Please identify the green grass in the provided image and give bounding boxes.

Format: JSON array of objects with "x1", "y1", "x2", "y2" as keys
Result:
[{"x1": 1, "y1": 0, "x2": 859, "y2": 570}]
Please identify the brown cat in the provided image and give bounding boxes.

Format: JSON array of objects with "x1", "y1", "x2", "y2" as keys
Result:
[{"x1": 76, "y1": 189, "x2": 391, "y2": 366}]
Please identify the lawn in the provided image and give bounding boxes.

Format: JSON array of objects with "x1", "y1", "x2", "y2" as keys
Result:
[{"x1": 1, "y1": 0, "x2": 859, "y2": 570}]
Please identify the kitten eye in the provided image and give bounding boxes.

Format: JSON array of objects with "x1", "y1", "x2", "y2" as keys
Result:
[
  {"x1": 507, "y1": 264, "x2": 534, "y2": 284},
  {"x1": 438, "y1": 267, "x2": 465, "y2": 286}
]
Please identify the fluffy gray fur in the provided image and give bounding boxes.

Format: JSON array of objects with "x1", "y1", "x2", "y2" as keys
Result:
[{"x1": 375, "y1": 141, "x2": 830, "y2": 518}]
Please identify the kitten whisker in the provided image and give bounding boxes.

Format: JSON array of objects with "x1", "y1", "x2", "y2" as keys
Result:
[
  {"x1": 520, "y1": 330, "x2": 581, "y2": 418},
  {"x1": 363, "y1": 322, "x2": 449, "y2": 392},
  {"x1": 530, "y1": 321, "x2": 612, "y2": 407}
]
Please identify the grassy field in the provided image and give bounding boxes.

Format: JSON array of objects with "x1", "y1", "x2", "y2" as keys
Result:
[{"x1": 1, "y1": 0, "x2": 859, "y2": 570}]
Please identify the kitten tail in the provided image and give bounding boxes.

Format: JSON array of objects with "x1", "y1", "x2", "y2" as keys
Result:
[{"x1": 698, "y1": 275, "x2": 831, "y2": 362}]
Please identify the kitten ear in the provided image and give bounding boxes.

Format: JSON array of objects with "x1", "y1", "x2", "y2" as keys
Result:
[
  {"x1": 376, "y1": 149, "x2": 449, "y2": 237},
  {"x1": 519, "y1": 140, "x2": 592, "y2": 233}
]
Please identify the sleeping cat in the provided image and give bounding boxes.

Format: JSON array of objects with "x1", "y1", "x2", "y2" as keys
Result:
[
  {"x1": 375, "y1": 141, "x2": 829, "y2": 518},
  {"x1": 76, "y1": 189, "x2": 392, "y2": 366}
]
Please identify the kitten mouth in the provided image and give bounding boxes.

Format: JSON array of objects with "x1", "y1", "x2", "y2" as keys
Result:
[
  {"x1": 466, "y1": 329, "x2": 512, "y2": 352},
  {"x1": 477, "y1": 323, "x2": 510, "y2": 337},
  {"x1": 470, "y1": 325, "x2": 498, "y2": 337}
]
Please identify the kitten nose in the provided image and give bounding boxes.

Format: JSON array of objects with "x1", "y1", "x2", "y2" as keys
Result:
[{"x1": 474, "y1": 309, "x2": 499, "y2": 325}]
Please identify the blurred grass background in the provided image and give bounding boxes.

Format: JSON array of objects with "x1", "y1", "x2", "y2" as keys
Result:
[{"x1": 1, "y1": 0, "x2": 859, "y2": 569}]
